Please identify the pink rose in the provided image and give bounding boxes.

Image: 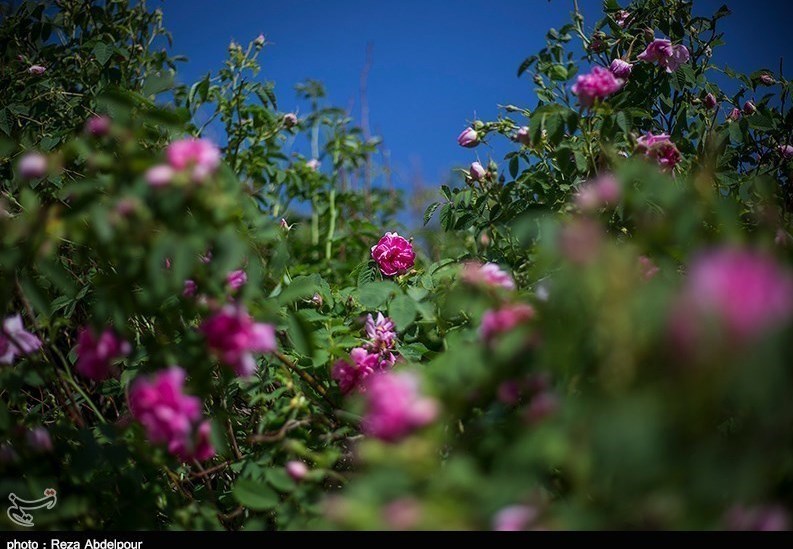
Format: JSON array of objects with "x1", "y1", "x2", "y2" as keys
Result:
[
  {"x1": 28, "y1": 65, "x2": 46, "y2": 76},
  {"x1": 332, "y1": 347, "x2": 386, "y2": 394},
  {"x1": 469, "y1": 161, "x2": 486, "y2": 181},
  {"x1": 609, "y1": 59, "x2": 632, "y2": 79},
  {"x1": 286, "y1": 460, "x2": 309, "y2": 481},
  {"x1": 25, "y1": 427, "x2": 53, "y2": 453},
  {"x1": 514, "y1": 126, "x2": 531, "y2": 146},
  {"x1": 574, "y1": 173, "x2": 621, "y2": 211},
  {"x1": 365, "y1": 313, "x2": 397, "y2": 352},
  {"x1": 461, "y1": 261, "x2": 516, "y2": 290},
  {"x1": 306, "y1": 158, "x2": 321, "y2": 171},
  {"x1": 200, "y1": 305, "x2": 277, "y2": 377},
  {"x1": 571, "y1": 66, "x2": 624, "y2": 107},
  {"x1": 145, "y1": 164, "x2": 174, "y2": 187},
  {"x1": 17, "y1": 152, "x2": 47, "y2": 179},
  {"x1": 637, "y1": 38, "x2": 690, "y2": 73},
  {"x1": 635, "y1": 132, "x2": 681, "y2": 170},
  {"x1": 457, "y1": 127, "x2": 479, "y2": 148},
  {"x1": 371, "y1": 232, "x2": 416, "y2": 277},
  {"x1": 361, "y1": 371, "x2": 438, "y2": 442},
  {"x1": 226, "y1": 269, "x2": 247, "y2": 291},
  {"x1": 183, "y1": 279, "x2": 197, "y2": 297},
  {"x1": 0, "y1": 314, "x2": 42, "y2": 365},
  {"x1": 75, "y1": 328, "x2": 131, "y2": 381},
  {"x1": 480, "y1": 303, "x2": 535, "y2": 342},
  {"x1": 703, "y1": 92, "x2": 717, "y2": 109},
  {"x1": 728, "y1": 107, "x2": 741, "y2": 121},
  {"x1": 283, "y1": 113, "x2": 298, "y2": 128},
  {"x1": 128, "y1": 366, "x2": 215, "y2": 462},
  {"x1": 85, "y1": 115, "x2": 111, "y2": 137},
  {"x1": 743, "y1": 100, "x2": 756, "y2": 115},
  {"x1": 165, "y1": 138, "x2": 221, "y2": 182},
  {"x1": 614, "y1": 10, "x2": 631, "y2": 27}
]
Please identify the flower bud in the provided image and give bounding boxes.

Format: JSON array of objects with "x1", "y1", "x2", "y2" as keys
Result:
[
  {"x1": 743, "y1": 100, "x2": 756, "y2": 115},
  {"x1": 469, "y1": 161, "x2": 486, "y2": 181},
  {"x1": 457, "y1": 127, "x2": 479, "y2": 148},
  {"x1": 703, "y1": 92, "x2": 717, "y2": 109}
]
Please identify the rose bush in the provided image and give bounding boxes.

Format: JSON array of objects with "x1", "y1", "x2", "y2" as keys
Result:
[{"x1": 1, "y1": 0, "x2": 792, "y2": 531}]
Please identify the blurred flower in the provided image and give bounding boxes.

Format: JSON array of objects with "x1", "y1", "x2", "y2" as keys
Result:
[
  {"x1": 457, "y1": 127, "x2": 479, "y2": 148},
  {"x1": 361, "y1": 371, "x2": 438, "y2": 442},
  {"x1": 775, "y1": 229, "x2": 793, "y2": 248},
  {"x1": 306, "y1": 158, "x2": 321, "y2": 171},
  {"x1": 670, "y1": 248, "x2": 793, "y2": 347},
  {"x1": 0, "y1": 443, "x2": 18, "y2": 464},
  {"x1": 85, "y1": 115, "x2": 111, "y2": 137},
  {"x1": 461, "y1": 261, "x2": 516, "y2": 290},
  {"x1": 128, "y1": 366, "x2": 215, "y2": 461},
  {"x1": 200, "y1": 251, "x2": 213, "y2": 264},
  {"x1": 480, "y1": 303, "x2": 535, "y2": 343},
  {"x1": 514, "y1": 126, "x2": 531, "y2": 146},
  {"x1": 183, "y1": 279, "x2": 197, "y2": 297},
  {"x1": 383, "y1": 498, "x2": 422, "y2": 530},
  {"x1": 703, "y1": 92, "x2": 717, "y2": 109},
  {"x1": 588, "y1": 32, "x2": 607, "y2": 53},
  {"x1": 283, "y1": 112, "x2": 298, "y2": 128},
  {"x1": 286, "y1": 460, "x2": 309, "y2": 481},
  {"x1": 226, "y1": 269, "x2": 247, "y2": 291},
  {"x1": 145, "y1": 164, "x2": 174, "y2": 187},
  {"x1": 75, "y1": 328, "x2": 130, "y2": 381},
  {"x1": 25, "y1": 427, "x2": 53, "y2": 453},
  {"x1": 27, "y1": 64, "x2": 46, "y2": 75},
  {"x1": 743, "y1": 101, "x2": 756, "y2": 115},
  {"x1": 310, "y1": 293, "x2": 323, "y2": 308},
  {"x1": 365, "y1": 313, "x2": 397, "y2": 352},
  {"x1": 635, "y1": 132, "x2": 681, "y2": 170},
  {"x1": 609, "y1": 58, "x2": 632, "y2": 79},
  {"x1": 497, "y1": 380, "x2": 523, "y2": 405},
  {"x1": 200, "y1": 305, "x2": 277, "y2": 377},
  {"x1": 779, "y1": 145, "x2": 793, "y2": 159},
  {"x1": 728, "y1": 107, "x2": 741, "y2": 121},
  {"x1": 254, "y1": 34, "x2": 265, "y2": 47},
  {"x1": 469, "y1": 161, "x2": 487, "y2": 181},
  {"x1": 571, "y1": 66, "x2": 624, "y2": 107},
  {"x1": 371, "y1": 232, "x2": 415, "y2": 277},
  {"x1": 759, "y1": 73, "x2": 775, "y2": 85},
  {"x1": 638, "y1": 255, "x2": 660, "y2": 281},
  {"x1": 166, "y1": 137, "x2": 221, "y2": 182},
  {"x1": 524, "y1": 391, "x2": 559, "y2": 424},
  {"x1": 332, "y1": 347, "x2": 388, "y2": 394},
  {"x1": 637, "y1": 38, "x2": 690, "y2": 73},
  {"x1": 614, "y1": 10, "x2": 631, "y2": 27},
  {"x1": 574, "y1": 173, "x2": 621, "y2": 211},
  {"x1": 18, "y1": 152, "x2": 47, "y2": 179},
  {"x1": 725, "y1": 504, "x2": 790, "y2": 531},
  {"x1": 493, "y1": 505, "x2": 538, "y2": 531},
  {"x1": 0, "y1": 314, "x2": 42, "y2": 365},
  {"x1": 559, "y1": 217, "x2": 603, "y2": 264}
]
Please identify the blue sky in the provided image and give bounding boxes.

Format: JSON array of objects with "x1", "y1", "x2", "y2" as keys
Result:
[{"x1": 162, "y1": 0, "x2": 793, "y2": 194}]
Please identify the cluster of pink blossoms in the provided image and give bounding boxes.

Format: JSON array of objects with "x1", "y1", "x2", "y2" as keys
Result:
[
  {"x1": 75, "y1": 328, "x2": 130, "y2": 381},
  {"x1": 637, "y1": 38, "x2": 690, "y2": 73},
  {"x1": 360, "y1": 371, "x2": 438, "y2": 442},
  {"x1": 146, "y1": 137, "x2": 221, "y2": 187},
  {"x1": 200, "y1": 305, "x2": 277, "y2": 377},
  {"x1": 0, "y1": 315, "x2": 41, "y2": 365},
  {"x1": 571, "y1": 66, "x2": 624, "y2": 107},
  {"x1": 635, "y1": 132, "x2": 681, "y2": 170},
  {"x1": 371, "y1": 232, "x2": 415, "y2": 277},
  {"x1": 461, "y1": 262, "x2": 515, "y2": 290},
  {"x1": 128, "y1": 367, "x2": 214, "y2": 462},
  {"x1": 332, "y1": 313, "x2": 397, "y2": 394}
]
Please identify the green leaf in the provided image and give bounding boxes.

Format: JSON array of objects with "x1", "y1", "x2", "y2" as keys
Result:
[
  {"x1": 439, "y1": 203, "x2": 454, "y2": 231},
  {"x1": 92, "y1": 42, "x2": 113, "y2": 66},
  {"x1": 517, "y1": 56, "x2": 537, "y2": 77},
  {"x1": 357, "y1": 281, "x2": 399, "y2": 309},
  {"x1": 265, "y1": 468, "x2": 296, "y2": 493},
  {"x1": 423, "y1": 202, "x2": 441, "y2": 226},
  {"x1": 509, "y1": 156, "x2": 519, "y2": 179},
  {"x1": 233, "y1": 479, "x2": 280, "y2": 510},
  {"x1": 389, "y1": 295, "x2": 417, "y2": 331},
  {"x1": 616, "y1": 111, "x2": 631, "y2": 135},
  {"x1": 286, "y1": 311, "x2": 315, "y2": 358}
]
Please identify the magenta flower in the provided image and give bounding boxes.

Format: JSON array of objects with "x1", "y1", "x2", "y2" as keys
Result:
[
  {"x1": 461, "y1": 261, "x2": 516, "y2": 290},
  {"x1": 728, "y1": 107, "x2": 741, "y2": 121},
  {"x1": 574, "y1": 173, "x2": 621, "y2": 211},
  {"x1": 286, "y1": 460, "x2": 309, "y2": 481},
  {"x1": 18, "y1": 152, "x2": 47, "y2": 179},
  {"x1": 283, "y1": 113, "x2": 298, "y2": 128},
  {"x1": 165, "y1": 138, "x2": 221, "y2": 182},
  {"x1": 493, "y1": 505, "x2": 538, "y2": 531},
  {"x1": 637, "y1": 38, "x2": 690, "y2": 73},
  {"x1": 306, "y1": 158, "x2": 321, "y2": 171},
  {"x1": 145, "y1": 164, "x2": 174, "y2": 187},
  {"x1": 571, "y1": 66, "x2": 624, "y2": 107},
  {"x1": 524, "y1": 391, "x2": 559, "y2": 424},
  {"x1": 743, "y1": 101, "x2": 756, "y2": 115},
  {"x1": 614, "y1": 10, "x2": 631, "y2": 27},
  {"x1": 28, "y1": 65, "x2": 46, "y2": 76},
  {"x1": 670, "y1": 248, "x2": 793, "y2": 347},
  {"x1": 609, "y1": 59, "x2": 633, "y2": 79},
  {"x1": 480, "y1": 303, "x2": 536, "y2": 343},
  {"x1": 514, "y1": 126, "x2": 531, "y2": 146},
  {"x1": 200, "y1": 305, "x2": 277, "y2": 377},
  {"x1": 361, "y1": 371, "x2": 438, "y2": 442},
  {"x1": 636, "y1": 132, "x2": 681, "y2": 170},
  {"x1": 725, "y1": 504, "x2": 790, "y2": 531},
  {"x1": 332, "y1": 347, "x2": 382, "y2": 394},
  {"x1": 365, "y1": 313, "x2": 397, "y2": 352},
  {"x1": 75, "y1": 328, "x2": 131, "y2": 381},
  {"x1": 759, "y1": 73, "x2": 775, "y2": 85},
  {"x1": 85, "y1": 115, "x2": 111, "y2": 137},
  {"x1": 469, "y1": 161, "x2": 486, "y2": 181},
  {"x1": 25, "y1": 427, "x2": 53, "y2": 453},
  {"x1": 226, "y1": 269, "x2": 247, "y2": 291},
  {"x1": 183, "y1": 279, "x2": 197, "y2": 297},
  {"x1": 0, "y1": 314, "x2": 42, "y2": 365},
  {"x1": 779, "y1": 145, "x2": 793, "y2": 159},
  {"x1": 128, "y1": 366, "x2": 215, "y2": 462},
  {"x1": 457, "y1": 127, "x2": 479, "y2": 148},
  {"x1": 371, "y1": 232, "x2": 416, "y2": 277},
  {"x1": 703, "y1": 92, "x2": 717, "y2": 109}
]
